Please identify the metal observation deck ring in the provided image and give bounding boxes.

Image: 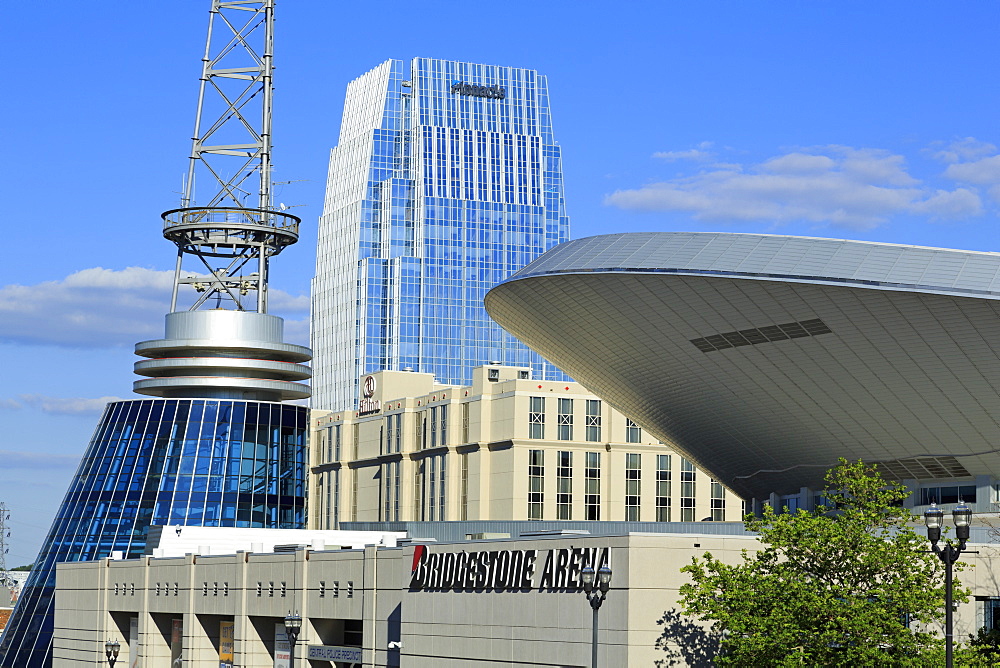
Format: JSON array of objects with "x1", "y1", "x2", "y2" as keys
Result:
[{"x1": 162, "y1": 206, "x2": 301, "y2": 258}]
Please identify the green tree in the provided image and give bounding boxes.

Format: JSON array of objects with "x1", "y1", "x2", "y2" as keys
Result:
[{"x1": 679, "y1": 459, "x2": 964, "y2": 667}]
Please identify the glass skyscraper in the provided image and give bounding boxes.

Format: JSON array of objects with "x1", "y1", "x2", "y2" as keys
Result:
[{"x1": 311, "y1": 58, "x2": 571, "y2": 410}]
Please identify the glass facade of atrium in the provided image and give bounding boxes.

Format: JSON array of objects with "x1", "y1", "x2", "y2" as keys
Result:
[
  {"x1": 312, "y1": 57, "x2": 571, "y2": 410},
  {"x1": 0, "y1": 398, "x2": 308, "y2": 668}
]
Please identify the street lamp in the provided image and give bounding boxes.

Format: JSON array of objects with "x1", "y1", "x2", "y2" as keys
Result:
[
  {"x1": 925, "y1": 501, "x2": 972, "y2": 668},
  {"x1": 104, "y1": 639, "x2": 120, "y2": 668},
  {"x1": 581, "y1": 564, "x2": 612, "y2": 668},
  {"x1": 284, "y1": 612, "x2": 302, "y2": 667}
]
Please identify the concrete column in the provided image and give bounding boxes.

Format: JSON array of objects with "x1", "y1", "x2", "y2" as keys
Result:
[
  {"x1": 975, "y1": 475, "x2": 992, "y2": 513},
  {"x1": 799, "y1": 487, "x2": 814, "y2": 512},
  {"x1": 768, "y1": 492, "x2": 781, "y2": 513},
  {"x1": 902, "y1": 479, "x2": 918, "y2": 509}
]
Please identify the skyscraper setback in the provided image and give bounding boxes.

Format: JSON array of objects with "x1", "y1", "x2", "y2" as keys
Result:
[{"x1": 311, "y1": 58, "x2": 571, "y2": 410}]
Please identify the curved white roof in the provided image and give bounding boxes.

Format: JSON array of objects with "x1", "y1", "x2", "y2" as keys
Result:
[{"x1": 486, "y1": 233, "x2": 1000, "y2": 499}]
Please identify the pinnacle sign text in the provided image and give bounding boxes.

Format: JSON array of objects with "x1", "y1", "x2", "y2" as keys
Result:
[{"x1": 450, "y1": 81, "x2": 506, "y2": 100}]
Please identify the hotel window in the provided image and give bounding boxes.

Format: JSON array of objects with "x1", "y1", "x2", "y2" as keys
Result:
[
  {"x1": 440, "y1": 404, "x2": 448, "y2": 446},
  {"x1": 317, "y1": 476, "x2": 324, "y2": 527},
  {"x1": 413, "y1": 460, "x2": 423, "y2": 519},
  {"x1": 352, "y1": 423, "x2": 360, "y2": 459},
  {"x1": 331, "y1": 469, "x2": 340, "y2": 529},
  {"x1": 333, "y1": 424, "x2": 341, "y2": 461},
  {"x1": 920, "y1": 485, "x2": 976, "y2": 506},
  {"x1": 430, "y1": 407, "x2": 439, "y2": 448},
  {"x1": 656, "y1": 454, "x2": 672, "y2": 522},
  {"x1": 460, "y1": 451, "x2": 469, "y2": 520},
  {"x1": 351, "y1": 469, "x2": 359, "y2": 521},
  {"x1": 382, "y1": 461, "x2": 400, "y2": 521},
  {"x1": 438, "y1": 455, "x2": 446, "y2": 520},
  {"x1": 528, "y1": 449, "x2": 544, "y2": 519},
  {"x1": 681, "y1": 458, "x2": 696, "y2": 522},
  {"x1": 711, "y1": 479, "x2": 726, "y2": 521},
  {"x1": 529, "y1": 397, "x2": 545, "y2": 439},
  {"x1": 557, "y1": 451, "x2": 573, "y2": 520},
  {"x1": 981, "y1": 598, "x2": 1000, "y2": 631},
  {"x1": 557, "y1": 398, "x2": 573, "y2": 440},
  {"x1": 462, "y1": 402, "x2": 470, "y2": 443},
  {"x1": 386, "y1": 414, "x2": 401, "y2": 453},
  {"x1": 419, "y1": 454, "x2": 446, "y2": 521},
  {"x1": 586, "y1": 400, "x2": 602, "y2": 442},
  {"x1": 585, "y1": 452, "x2": 601, "y2": 520},
  {"x1": 626, "y1": 418, "x2": 641, "y2": 443},
  {"x1": 625, "y1": 453, "x2": 641, "y2": 521}
]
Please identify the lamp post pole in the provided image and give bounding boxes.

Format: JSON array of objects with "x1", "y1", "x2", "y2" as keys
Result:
[
  {"x1": 104, "y1": 639, "x2": 120, "y2": 668},
  {"x1": 925, "y1": 501, "x2": 972, "y2": 668},
  {"x1": 284, "y1": 612, "x2": 302, "y2": 667},
  {"x1": 581, "y1": 564, "x2": 612, "y2": 668}
]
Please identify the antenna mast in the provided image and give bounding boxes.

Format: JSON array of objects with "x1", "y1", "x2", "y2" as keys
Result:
[
  {"x1": 163, "y1": 0, "x2": 299, "y2": 315},
  {"x1": 0, "y1": 504, "x2": 12, "y2": 589}
]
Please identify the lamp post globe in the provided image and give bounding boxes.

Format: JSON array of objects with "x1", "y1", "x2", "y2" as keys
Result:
[
  {"x1": 953, "y1": 502, "x2": 972, "y2": 541},
  {"x1": 104, "y1": 639, "x2": 120, "y2": 668},
  {"x1": 925, "y1": 500, "x2": 972, "y2": 668},
  {"x1": 924, "y1": 503, "x2": 944, "y2": 544},
  {"x1": 284, "y1": 612, "x2": 302, "y2": 666}
]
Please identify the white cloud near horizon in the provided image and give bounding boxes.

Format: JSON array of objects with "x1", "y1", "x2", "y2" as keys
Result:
[
  {"x1": 0, "y1": 449, "x2": 81, "y2": 470},
  {"x1": 0, "y1": 267, "x2": 309, "y2": 348},
  {"x1": 607, "y1": 145, "x2": 985, "y2": 229},
  {"x1": 652, "y1": 141, "x2": 716, "y2": 162},
  {"x1": 0, "y1": 394, "x2": 125, "y2": 415}
]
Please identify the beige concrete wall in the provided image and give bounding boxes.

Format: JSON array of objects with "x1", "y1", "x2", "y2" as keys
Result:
[
  {"x1": 54, "y1": 533, "x2": 1000, "y2": 667},
  {"x1": 311, "y1": 365, "x2": 742, "y2": 527}
]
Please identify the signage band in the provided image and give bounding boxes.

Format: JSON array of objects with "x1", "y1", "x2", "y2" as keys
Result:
[
  {"x1": 409, "y1": 545, "x2": 609, "y2": 592},
  {"x1": 450, "y1": 81, "x2": 506, "y2": 100}
]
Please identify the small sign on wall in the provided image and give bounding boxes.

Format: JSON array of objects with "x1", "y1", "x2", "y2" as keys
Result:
[
  {"x1": 274, "y1": 623, "x2": 290, "y2": 668},
  {"x1": 307, "y1": 645, "x2": 364, "y2": 663},
  {"x1": 170, "y1": 619, "x2": 183, "y2": 665},
  {"x1": 219, "y1": 620, "x2": 234, "y2": 668}
]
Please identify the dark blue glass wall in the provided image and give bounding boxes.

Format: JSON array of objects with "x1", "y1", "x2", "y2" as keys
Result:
[{"x1": 0, "y1": 398, "x2": 308, "y2": 668}]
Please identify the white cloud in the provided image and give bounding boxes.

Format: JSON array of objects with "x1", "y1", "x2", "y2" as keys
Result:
[
  {"x1": 0, "y1": 267, "x2": 308, "y2": 348},
  {"x1": 283, "y1": 318, "x2": 310, "y2": 347},
  {"x1": 17, "y1": 394, "x2": 124, "y2": 415},
  {"x1": 0, "y1": 450, "x2": 80, "y2": 470},
  {"x1": 652, "y1": 141, "x2": 715, "y2": 162},
  {"x1": 935, "y1": 138, "x2": 1000, "y2": 205},
  {"x1": 931, "y1": 137, "x2": 997, "y2": 164},
  {"x1": 944, "y1": 155, "x2": 1000, "y2": 185},
  {"x1": 605, "y1": 145, "x2": 983, "y2": 229}
]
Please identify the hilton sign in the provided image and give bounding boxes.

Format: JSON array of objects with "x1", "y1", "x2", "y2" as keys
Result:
[
  {"x1": 358, "y1": 375, "x2": 381, "y2": 416},
  {"x1": 409, "y1": 545, "x2": 610, "y2": 592}
]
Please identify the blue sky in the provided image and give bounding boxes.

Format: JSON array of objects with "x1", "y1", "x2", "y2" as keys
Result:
[{"x1": 1, "y1": 1, "x2": 996, "y2": 563}]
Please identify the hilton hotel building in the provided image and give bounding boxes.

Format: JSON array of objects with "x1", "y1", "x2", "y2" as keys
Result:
[{"x1": 309, "y1": 364, "x2": 739, "y2": 529}]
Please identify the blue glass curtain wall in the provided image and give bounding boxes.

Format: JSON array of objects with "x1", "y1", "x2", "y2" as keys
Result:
[
  {"x1": 0, "y1": 398, "x2": 308, "y2": 668},
  {"x1": 357, "y1": 58, "x2": 571, "y2": 392}
]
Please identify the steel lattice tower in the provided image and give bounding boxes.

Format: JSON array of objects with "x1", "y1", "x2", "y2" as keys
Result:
[
  {"x1": 164, "y1": 0, "x2": 299, "y2": 316},
  {"x1": 0, "y1": 505, "x2": 12, "y2": 590}
]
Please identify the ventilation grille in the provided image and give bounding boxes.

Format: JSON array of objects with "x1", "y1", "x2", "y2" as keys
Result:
[
  {"x1": 875, "y1": 456, "x2": 971, "y2": 481},
  {"x1": 691, "y1": 318, "x2": 832, "y2": 353}
]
